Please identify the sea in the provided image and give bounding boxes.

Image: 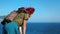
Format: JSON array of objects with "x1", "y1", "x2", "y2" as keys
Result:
[
  {"x1": 26, "y1": 23, "x2": 60, "y2": 34},
  {"x1": 0, "y1": 18, "x2": 60, "y2": 34}
]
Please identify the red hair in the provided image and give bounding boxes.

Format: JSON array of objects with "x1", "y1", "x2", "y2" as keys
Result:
[{"x1": 26, "y1": 7, "x2": 35, "y2": 15}]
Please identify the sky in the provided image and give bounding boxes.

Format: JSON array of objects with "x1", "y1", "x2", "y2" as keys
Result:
[{"x1": 0, "y1": 0, "x2": 60, "y2": 22}]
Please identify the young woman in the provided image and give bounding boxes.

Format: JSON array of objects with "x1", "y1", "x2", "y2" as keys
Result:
[
  {"x1": 22, "y1": 7, "x2": 35, "y2": 34},
  {"x1": 1, "y1": 7, "x2": 35, "y2": 34},
  {"x1": 1, "y1": 7, "x2": 28, "y2": 34}
]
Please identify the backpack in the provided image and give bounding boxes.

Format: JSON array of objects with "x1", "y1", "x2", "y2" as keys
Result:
[
  {"x1": 1, "y1": 11, "x2": 18, "y2": 25},
  {"x1": 5, "y1": 11, "x2": 17, "y2": 21}
]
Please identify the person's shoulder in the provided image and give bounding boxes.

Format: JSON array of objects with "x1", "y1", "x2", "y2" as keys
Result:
[{"x1": 25, "y1": 13, "x2": 30, "y2": 17}]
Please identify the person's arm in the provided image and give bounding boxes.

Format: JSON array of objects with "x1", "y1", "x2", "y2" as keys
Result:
[
  {"x1": 19, "y1": 20, "x2": 27, "y2": 34},
  {"x1": 22, "y1": 13, "x2": 29, "y2": 34},
  {"x1": 22, "y1": 20, "x2": 27, "y2": 34},
  {"x1": 19, "y1": 26, "x2": 23, "y2": 34},
  {"x1": 18, "y1": 20, "x2": 27, "y2": 34}
]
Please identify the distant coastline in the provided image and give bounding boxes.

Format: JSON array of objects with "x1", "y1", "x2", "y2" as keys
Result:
[
  {"x1": 0, "y1": 18, "x2": 3, "y2": 23},
  {"x1": 0, "y1": 16, "x2": 5, "y2": 19},
  {"x1": 0, "y1": 16, "x2": 5, "y2": 23}
]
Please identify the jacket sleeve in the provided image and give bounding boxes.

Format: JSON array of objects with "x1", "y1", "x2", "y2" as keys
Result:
[{"x1": 24, "y1": 13, "x2": 29, "y2": 20}]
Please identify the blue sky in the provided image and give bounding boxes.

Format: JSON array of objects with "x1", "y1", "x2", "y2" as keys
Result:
[{"x1": 0, "y1": 0, "x2": 60, "y2": 22}]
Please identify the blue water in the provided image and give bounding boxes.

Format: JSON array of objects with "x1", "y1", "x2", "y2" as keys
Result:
[
  {"x1": 1, "y1": 22, "x2": 60, "y2": 34},
  {"x1": 26, "y1": 22, "x2": 60, "y2": 34}
]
